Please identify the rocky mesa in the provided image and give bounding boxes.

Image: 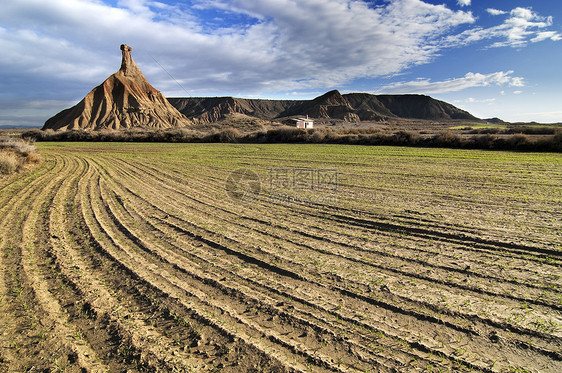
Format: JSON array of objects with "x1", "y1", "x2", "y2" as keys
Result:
[{"x1": 169, "y1": 89, "x2": 477, "y2": 125}]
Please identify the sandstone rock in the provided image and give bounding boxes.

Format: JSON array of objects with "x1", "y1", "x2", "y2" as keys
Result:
[
  {"x1": 169, "y1": 90, "x2": 477, "y2": 124},
  {"x1": 43, "y1": 44, "x2": 191, "y2": 131},
  {"x1": 343, "y1": 113, "x2": 360, "y2": 122}
]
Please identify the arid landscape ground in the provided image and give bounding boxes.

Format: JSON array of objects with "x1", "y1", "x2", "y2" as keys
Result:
[{"x1": 1, "y1": 141, "x2": 560, "y2": 372}]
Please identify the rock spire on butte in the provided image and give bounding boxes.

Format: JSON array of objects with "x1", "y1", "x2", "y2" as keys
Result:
[
  {"x1": 43, "y1": 44, "x2": 191, "y2": 131},
  {"x1": 119, "y1": 44, "x2": 143, "y2": 77}
]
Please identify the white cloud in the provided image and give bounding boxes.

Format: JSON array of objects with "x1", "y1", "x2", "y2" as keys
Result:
[
  {"x1": 509, "y1": 77, "x2": 524, "y2": 87},
  {"x1": 513, "y1": 90, "x2": 523, "y2": 95},
  {"x1": 378, "y1": 71, "x2": 525, "y2": 94},
  {"x1": 457, "y1": 0, "x2": 471, "y2": 7},
  {"x1": 117, "y1": 0, "x2": 155, "y2": 18},
  {"x1": 532, "y1": 31, "x2": 562, "y2": 43},
  {"x1": 0, "y1": 0, "x2": 477, "y2": 98},
  {"x1": 187, "y1": 0, "x2": 476, "y2": 85},
  {"x1": 0, "y1": 0, "x2": 556, "y2": 97},
  {"x1": 454, "y1": 97, "x2": 495, "y2": 104},
  {"x1": 487, "y1": 8, "x2": 506, "y2": 16},
  {"x1": 446, "y1": 7, "x2": 561, "y2": 48}
]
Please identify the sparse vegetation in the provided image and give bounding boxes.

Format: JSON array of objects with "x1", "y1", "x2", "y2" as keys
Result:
[
  {"x1": 22, "y1": 124, "x2": 562, "y2": 151},
  {"x1": 0, "y1": 136, "x2": 42, "y2": 175},
  {"x1": 0, "y1": 142, "x2": 560, "y2": 372},
  {"x1": 0, "y1": 151, "x2": 19, "y2": 174}
]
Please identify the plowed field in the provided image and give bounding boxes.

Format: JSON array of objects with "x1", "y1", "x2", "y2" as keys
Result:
[{"x1": 0, "y1": 142, "x2": 561, "y2": 372}]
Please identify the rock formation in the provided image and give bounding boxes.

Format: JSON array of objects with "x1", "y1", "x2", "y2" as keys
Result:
[
  {"x1": 43, "y1": 44, "x2": 191, "y2": 131},
  {"x1": 279, "y1": 90, "x2": 357, "y2": 119},
  {"x1": 169, "y1": 90, "x2": 477, "y2": 124}
]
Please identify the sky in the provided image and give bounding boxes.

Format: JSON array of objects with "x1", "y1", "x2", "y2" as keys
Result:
[{"x1": 1, "y1": 0, "x2": 561, "y2": 127}]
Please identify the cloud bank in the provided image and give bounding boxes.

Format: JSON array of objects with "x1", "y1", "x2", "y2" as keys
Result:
[
  {"x1": 0, "y1": 0, "x2": 476, "y2": 95},
  {"x1": 1, "y1": 0, "x2": 558, "y2": 97},
  {"x1": 378, "y1": 71, "x2": 525, "y2": 94},
  {"x1": 447, "y1": 6, "x2": 562, "y2": 48}
]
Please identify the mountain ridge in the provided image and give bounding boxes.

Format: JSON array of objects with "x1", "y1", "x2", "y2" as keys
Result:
[{"x1": 169, "y1": 90, "x2": 477, "y2": 124}]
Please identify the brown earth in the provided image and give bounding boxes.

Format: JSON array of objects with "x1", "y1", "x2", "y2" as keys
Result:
[
  {"x1": 168, "y1": 90, "x2": 477, "y2": 125},
  {"x1": 42, "y1": 44, "x2": 191, "y2": 131},
  {"x1": 0, "y1": 142, "x2": 560, "y2": 372}
]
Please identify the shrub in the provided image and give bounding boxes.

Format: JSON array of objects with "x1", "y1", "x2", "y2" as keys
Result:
[
  {"x1": 504, "y1": 126, "x2": 555, "y2": 135},
  {"x1": 431, "y1": 131, "x2": 463, "y2": 148},
  {"x1": 553, "y1": 129, "x2": 562, "y2": 151},
  {"x1": 0, "y1": 150, "x2": 20, "y2": 175},
  {"x1": 309, "y1": 131, "x2": 327, "y2": 143},
  {"x1": 470, "y1": 134, "x2": 497, "y2": 149},
  {"x1": 476, "y1": 127, "x2": 502, "y2": 134},
  {"x1": 0, "y1": 137, "x2": 42, "y2": 175},
  {"x1": 392, "y1": 131, "x2": 420, "y2": 146},
  {"x1": 25, "y1": 151, "x2": 43, "y2": 164},
  {"x1": 201, "y1": 128, "x2": 241, "y2": 142},
  {"x1": 263, "y1": 126, "x2": 306, "y2": 142},
  {"x1": 218, "y1": 128, "x2": 242, "y2": 142},
  {"x1": 506, "y1": 134, "x2": 533, "y2": 150},
  {"x1": 0, "y1": 137, "x2": 36, "y2": 154}
]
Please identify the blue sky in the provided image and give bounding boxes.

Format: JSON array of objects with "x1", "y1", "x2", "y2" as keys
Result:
[{"x1": 1, "y1": 0, "x2": 561, "y2": 126}]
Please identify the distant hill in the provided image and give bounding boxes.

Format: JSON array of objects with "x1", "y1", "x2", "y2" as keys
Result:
[
  {"x1": 373, "y1": 95, "x2": 475, "y2": 120},
  {"x1": 484, "y1": 117, "x2": 506, "y2": 124},
  {"x1": 169, "y1": 90, "x2": 477, "y2": 124},
  {"x1": 167, "y1": 97, "x2": 307, "y2": 124}
]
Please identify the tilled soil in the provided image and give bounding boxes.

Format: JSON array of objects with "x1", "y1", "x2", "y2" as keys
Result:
[{"x1": 0, "y1": 142, "x2": 560, "y2": 372}]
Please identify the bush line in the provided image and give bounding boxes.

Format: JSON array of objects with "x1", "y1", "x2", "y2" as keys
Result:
[{"x1": 22, "y1": 126, "x2": 562, "y2": 152}]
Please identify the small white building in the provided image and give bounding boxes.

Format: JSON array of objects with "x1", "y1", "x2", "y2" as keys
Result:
[{"x1": 293, "y1": 116, "x2": 314, "y2": 129}]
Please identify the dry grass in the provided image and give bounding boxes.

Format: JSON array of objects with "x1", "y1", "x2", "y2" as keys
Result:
[
  {"x1": 0, "y1": 137, "x2": 42, "y2": 175},
  {"x1": 0, "y1": 150, "x2": 19, "y2": 175},
  {"x1": 0, "y1": 136, "x2": 37, "y2": 153}
]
